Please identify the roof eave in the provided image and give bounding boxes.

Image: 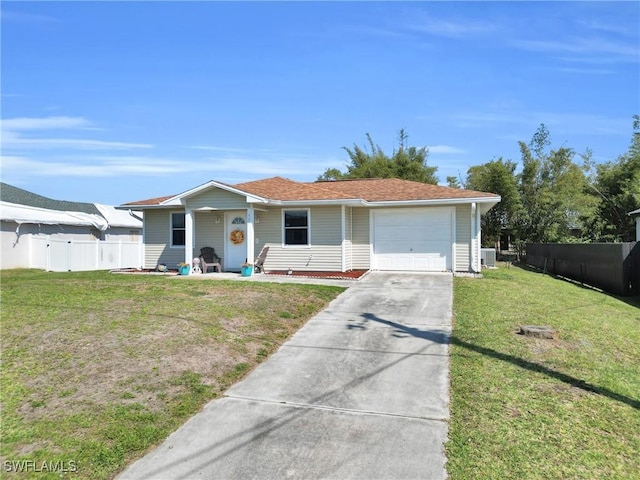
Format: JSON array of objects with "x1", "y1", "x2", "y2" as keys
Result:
[
  {"x1": 270, "y1": 199, "x2": 363, "y2": 206},
  {"x1": 119, "y1": 195, "x2": 502, "y2": 210},
  {"x1": 159, "y1": 180, "x2": 269, "y2": 206},
  {"x1": 116, "y1": 204, "x2": 177, "y2": 210},
  {"x1": 362, "y1": 196, "x2": 501, "y2": 208}
]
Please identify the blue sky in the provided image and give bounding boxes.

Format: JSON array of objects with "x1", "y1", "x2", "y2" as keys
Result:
[{"x1": 1, "y1": 1, "x2": 638, "y2": 205}]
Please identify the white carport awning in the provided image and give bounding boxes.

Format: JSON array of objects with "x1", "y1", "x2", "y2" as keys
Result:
[
  {"x1": 0, "y1": 202, "x2": 109, "y2": 231},
  {"x1": 94, "y1": 203, "x2": 143, "y2": 228}
]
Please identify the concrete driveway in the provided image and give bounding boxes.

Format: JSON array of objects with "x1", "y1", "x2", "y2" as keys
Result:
[{"x1": 118, "y1": 272, "x2": 452, "y2": 480}]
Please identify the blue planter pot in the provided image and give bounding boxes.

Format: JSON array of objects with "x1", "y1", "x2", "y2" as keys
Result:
[
  {"x1": 179, "y1": 266, "x2": 190, "y2": 275},
  {"x1": 241, "y1": 265, "x2": 253, "y2": 277}
]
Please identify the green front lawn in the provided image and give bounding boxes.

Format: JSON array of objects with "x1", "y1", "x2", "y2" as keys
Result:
[
  {"x1": 0, "y1": 270, "x2": 344, "y2": 479},
  {"x1": 447, "y1": 264, "x2": 640, "y2": 479}
]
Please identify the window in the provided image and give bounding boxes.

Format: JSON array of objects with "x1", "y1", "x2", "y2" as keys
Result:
[
  {"x1": 171, "y1": 212, "x2": 185, "y2": 247},
  {"x1": 284, "y1": 209, "x2": 309, "y2": 246}
]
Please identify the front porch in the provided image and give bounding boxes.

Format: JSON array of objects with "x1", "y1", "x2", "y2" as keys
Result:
[{"x1": 185, "y1": 207, "x2": 258, "y2": 272}]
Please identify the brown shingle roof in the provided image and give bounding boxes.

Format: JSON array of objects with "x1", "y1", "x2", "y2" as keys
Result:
[
  {"x1": 123, "y1": 176, "x2": 499, "y2": 206},
  {"x1": 310, "y1": 178, "x2": 498, "y2": 201},
  {"x1": 234, "y1": 177, "x2": 355, "y2": 201},
  {"x1": 123, "y1": 194, "x2": 175, "y2": 206}
]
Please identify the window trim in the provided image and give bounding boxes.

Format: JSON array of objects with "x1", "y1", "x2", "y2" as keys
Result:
[
  {"x1": 170, "y1": 211, "x2": 186, "y2": 248},
  {"x1": 282, "y1": 208, "x2": 311, "y2": 248}
]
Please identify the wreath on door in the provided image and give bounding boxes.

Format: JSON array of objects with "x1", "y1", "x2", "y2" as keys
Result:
[{"x1": 230, "y1": 229, "x2": 244, "y2": 245}]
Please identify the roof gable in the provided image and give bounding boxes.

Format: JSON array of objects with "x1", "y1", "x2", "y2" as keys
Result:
[{"x1": 234, "y1": 177, "x2": 356, "y2": 201}]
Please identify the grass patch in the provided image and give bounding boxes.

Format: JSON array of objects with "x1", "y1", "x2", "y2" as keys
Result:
[
  {"x1": 447, "y1": 264, "x2": 640, "y2": 479},
  {"x1": 0, "y1": 269, "x2": 344, "y2": 479}
]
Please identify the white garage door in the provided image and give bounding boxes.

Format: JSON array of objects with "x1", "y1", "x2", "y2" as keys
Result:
[{"x1": 373, "y1": 208, "x2": 453, "y2": 271}]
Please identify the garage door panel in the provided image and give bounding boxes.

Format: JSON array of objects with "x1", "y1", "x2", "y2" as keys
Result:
[{"x1": 373, "y1": 208, "x2": 452, "y2": 272}]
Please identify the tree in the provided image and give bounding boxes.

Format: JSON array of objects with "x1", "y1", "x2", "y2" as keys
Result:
[
  {"x1": 466, "y1": 158, "x2": 521, "y2": 249},
  {"x1": 513, "y1": 124, "x2": 593, "y2": 251},
  {"x1": 583, "y1": 116, "x2": 640, "y2": 242},
  {"x1": 318, "y1": 129, "x2": 438, "y2": 184},
  {"x1": 446, "y1": 176, "x2": 461, "y2": 188}
]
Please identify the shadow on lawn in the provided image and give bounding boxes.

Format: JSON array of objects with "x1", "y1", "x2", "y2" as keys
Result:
[
  {"x1": 515, "y1": 262, "x2": 640, "y2": 311},
  {"x1": 361, "y1": 312, "x2": 640, "y2": 411},
  {"x1": 450, "y1": 336, "x2": 639, "y2": 410}
]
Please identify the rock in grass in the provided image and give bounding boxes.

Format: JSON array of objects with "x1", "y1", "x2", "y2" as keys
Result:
[{"x1": 518, "y1": 325, "x2": 558, "y2": 339}]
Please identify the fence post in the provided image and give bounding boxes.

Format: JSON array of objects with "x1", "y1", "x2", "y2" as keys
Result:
[
  {"x1": 630, "y1": 241, "x2": 640, "y2": 295},
  {"x1": 67, "y1": 240, "x2": 72, "y2": 271},
  {"x1": 46, "y1": 236, "x2": 51, "y2": 271},
  {"x1": 28, "y1": 234, "x2": 32, "y2": 268}
]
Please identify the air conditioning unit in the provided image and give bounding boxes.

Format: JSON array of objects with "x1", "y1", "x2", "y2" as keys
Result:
[{"x1": 481, "y1": 248, "x2": 497, "y2": 268}]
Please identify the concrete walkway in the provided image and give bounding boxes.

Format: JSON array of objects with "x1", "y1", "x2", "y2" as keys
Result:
[{"x1": 118, "y1": 272, "x2": 452, "y2": 480}]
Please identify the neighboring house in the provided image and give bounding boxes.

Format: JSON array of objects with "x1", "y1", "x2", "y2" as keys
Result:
[
  {"x1": 629, "y1": 208, "x2": 640, "y2": 241},
  {"x1": 0, "y1": 183, "x2": 143, "y2": 270},
  {"x1": 122, "y1": 176, "x2": 500, "y2": 273}
]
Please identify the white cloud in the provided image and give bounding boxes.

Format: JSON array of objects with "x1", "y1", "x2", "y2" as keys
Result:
[
  {"x1": 449, "y1": 111, "x2": 631, "y2": 138},
  {"x1": 515, "y1": 37, "x2": 639, "y2": 61},
  {"x1": 427, "y1": 145, "x2": 467, "y2": 154},
  {"x1": 1, "y1": 113, "x2": 343, "y2": 180},
  {"x1": 2, "y1": 116, "x2": 92, "y2": 130},
  {"x1": 1, "y1": 155, "x2": 185, "y2": 177},
  {"x1": 553, "y1": 66, "x2": 615, "y2": 75},
  {"x1": 577, "y1": 19, "x2": 636, "y2": 37},
  {"x1": 0, "y1": 151, "x2": 343, "y2": 179},
  {"x1": 406, "y1": 11, "x2": 498, "y2": 39},
  {"x1": 1, "y1": 116, "x2": 153, "y2": 151},
  {"x1": 1, "y1": 10, "x2": 59, "y2": 24},
  {"x1": 4, "y1": 135, "x2": 153, "y2": 150}
]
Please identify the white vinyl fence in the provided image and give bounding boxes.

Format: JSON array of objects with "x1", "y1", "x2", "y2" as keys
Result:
[{"x1": 30, "y1": 237, "x2": 143, "y2": 271}]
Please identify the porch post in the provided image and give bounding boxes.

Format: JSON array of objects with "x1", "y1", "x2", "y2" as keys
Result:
[
  {"x1": 341, "y1": 205, "x2": 346, "y2": 272},
  {"x1": 185, "y1": 209, "x2": 194, "y2": 266},
  {"x1": 476, "y1": 202, "x2": 482, "y2": 272},
  {"x1": 471, "y1": 202, "x2": 479, "y2": 273},
  {"x1": 246, "y1": 207, "x2": 255, "y2": 264}
]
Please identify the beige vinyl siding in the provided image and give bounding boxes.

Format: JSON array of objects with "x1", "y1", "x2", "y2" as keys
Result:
[
  {"x1": 351, "y1": 207, "x2": 370, "y2": 269},
  {"x1": 257, "y1": 206, "x2": 343, "y2": 272},
  {"x1": 455, "y1": 205, "x2": 471, "y2": 271},
  {"x1": 143, "y1": 210, "x2": 184, "y2": 269},
  {"x1": 186, "y1": 188, "x2": 248, "y2": 211},
  {"x1": 194, "y1": 212, "x2": 225, "y2": 261},
  {"x1": 252, "y1": 208, "x2": 279, "y2": 268}
]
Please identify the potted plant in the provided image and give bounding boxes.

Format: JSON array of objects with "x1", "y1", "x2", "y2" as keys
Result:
[
  {"x1": 177, "y1": 262, "x2": 190, "y2": 275},
  {"x1": 241, "y1": 261, "x2": 253, "y2": 277}
]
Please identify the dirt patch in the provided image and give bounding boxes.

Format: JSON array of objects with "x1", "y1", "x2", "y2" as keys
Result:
[
  {"x1": 535, "y1": 382, "x2": 590, "y2": 400},
  {"x1": 10, "y1": 281, "x2": 337, "y2": 424},
  {"x1": 16, "y1": 315, "x2": 251, "y2": 420}
]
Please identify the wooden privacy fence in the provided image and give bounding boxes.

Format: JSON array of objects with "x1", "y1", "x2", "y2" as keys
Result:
[
  {"x1": 526, "y1": 242, "x2": 640, "y2": 296},
  {"x1": 31, "y1": 237, "x2": 143, "y2": 272}
]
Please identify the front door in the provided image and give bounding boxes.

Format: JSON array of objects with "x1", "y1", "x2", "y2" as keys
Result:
[{"x1": 225, "y1": 212, "x2": 247, "y2": 270}]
